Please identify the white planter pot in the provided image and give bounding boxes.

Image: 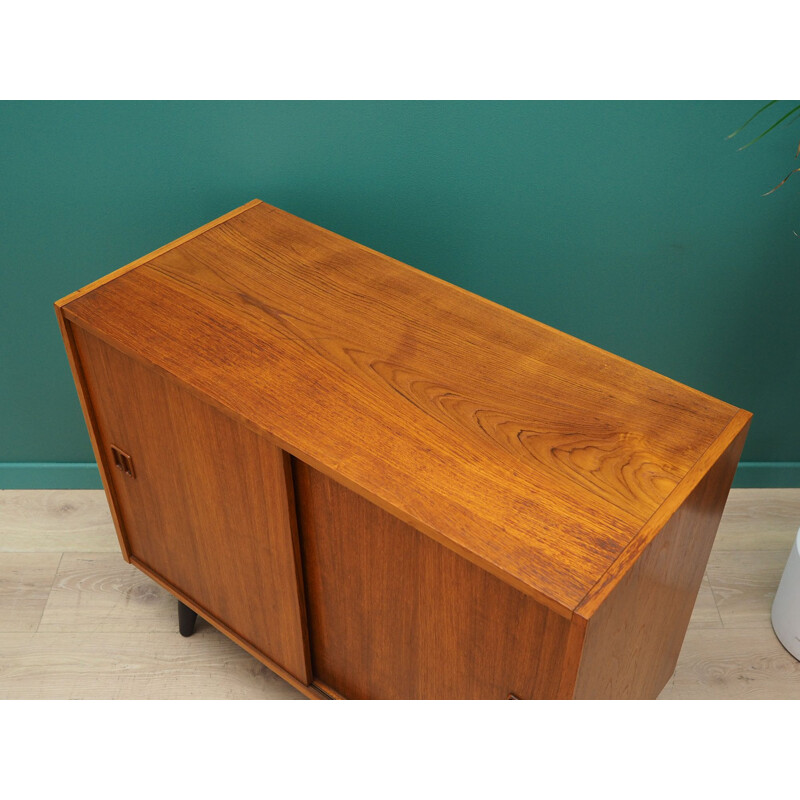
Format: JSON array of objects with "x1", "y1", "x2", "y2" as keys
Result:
[{"x1": 772, "y1": 526, "x2": 800, "y2": 661}]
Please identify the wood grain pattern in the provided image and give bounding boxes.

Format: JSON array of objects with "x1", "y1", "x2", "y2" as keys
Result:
[
  {"x1": 658, "y1": 627, "x2": 800, "y2": 700},
  {"x1": 54, "y1": 199, "x2": 262, "y2": 307},
  {"x1": 576, "y1": 410, "x2": 752, "y2": 617},
  {"x1": 706, "y1": 550, "x2": 789, "y2": 629},
  {"x1": 712, "y1": 488, "x2": 800, "y2": 552},
  {"x1": 0, "y1": 490, "x2": 118, "y2": 552},
  {"x1": 60, "y1": 200, "x2": 747, "y2": 614},
  {"x1": 687, "y1": 573, "x2": 723, "y2": 630},
  {"x1": 38, "y1": 553, "x2": 176, "y2": 632},
  {"x1": 0, "y1": 553, "x2": 61, "y2": 632},
  {"x1": 0, "y1": 631, "x2": 307, "y2": 700},
  {"x1": 294, "y1": 461, "x2": 573, "y2": 700},
  {"x1": 54, "y1": 311, "x2": 131, "y2": 561},
  {"x1": 71, "y1": 326, "x2": 311, "y2": 685},
  {"x1": 572, "y1": 423, "x2": 748, "y2": 699}
]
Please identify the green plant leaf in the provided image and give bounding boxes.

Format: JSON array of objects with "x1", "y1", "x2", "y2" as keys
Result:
[
  {"x1": 737, "y1": 104, "x2": 800, "y2": 151},
  {"x1": 762, "y1": 166, "x2": 800, "y2": 196},
  {"x1": 726, "y1": 100, "x2": 777, "y2": 140}
]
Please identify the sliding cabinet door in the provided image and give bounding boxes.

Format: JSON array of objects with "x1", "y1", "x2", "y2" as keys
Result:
[
  {"x1": 71, "y1": 324, "x2": 310, "y2": 684},
  {"x1": 294, "y1": 461, "x2": 573, "y2": 699}
]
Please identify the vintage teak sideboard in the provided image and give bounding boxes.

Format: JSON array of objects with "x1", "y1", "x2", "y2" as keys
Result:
[{"x1": 55, "y1": 200, "x2": 751, "y2": 699}]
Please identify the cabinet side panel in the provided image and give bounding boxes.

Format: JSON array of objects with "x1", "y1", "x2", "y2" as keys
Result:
[
  {"x1": 54, "y1": 308, "x2": 131, "y2": 560},
  {"x1": 294, "y1": 461, "x2": 572, "y2": 700},
  {"x1": 573, "y1": 424, "x2": 748, "y2": 699},
  {"x1": 71, "y1": 325, "x2": 311, "y2": 684}
]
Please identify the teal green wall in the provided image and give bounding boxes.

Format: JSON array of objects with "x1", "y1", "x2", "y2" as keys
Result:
[{"x1": 1, "y1": 101, "x2": 798, "y2": 488}]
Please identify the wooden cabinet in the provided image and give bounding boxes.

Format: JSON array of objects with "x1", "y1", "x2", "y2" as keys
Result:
[{"x1": 56, "y1": 199, "x2": 751, "y2": 699}]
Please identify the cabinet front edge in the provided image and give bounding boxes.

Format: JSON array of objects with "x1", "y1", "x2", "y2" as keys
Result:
[
  {"x1": 53, "y1": 308, "x2": 132, "y2": 561},
  {"x1": 575, "y1": 407, "x2": 752, "y2": 619}
]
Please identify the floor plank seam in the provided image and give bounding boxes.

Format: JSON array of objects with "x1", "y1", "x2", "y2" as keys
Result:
[
  {"x1": 705, "y1": 569, "x2": 725, "y2": 629},
  {"x1": 36, "y1": 551, "x2": 65, "y2": 634}
]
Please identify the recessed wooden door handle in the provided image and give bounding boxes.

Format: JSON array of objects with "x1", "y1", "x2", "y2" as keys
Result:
[{"x1": 110, "y1": 445, "x2": 135, "y2": 478}]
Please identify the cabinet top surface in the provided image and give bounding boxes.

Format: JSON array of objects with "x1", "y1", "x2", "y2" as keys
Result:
[{"x1": 61, "y1": 200, "x2": 749, "y2": 613}]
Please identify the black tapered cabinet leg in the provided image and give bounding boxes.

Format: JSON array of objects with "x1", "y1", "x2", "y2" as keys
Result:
[{"x1": 178, "y1": 600, "x2": 198, "y2": 637}]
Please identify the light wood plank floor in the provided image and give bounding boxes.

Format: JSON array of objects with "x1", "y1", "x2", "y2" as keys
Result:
[{"x1": 1, "y1": 489, "x2": 799, "y2": 699}]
